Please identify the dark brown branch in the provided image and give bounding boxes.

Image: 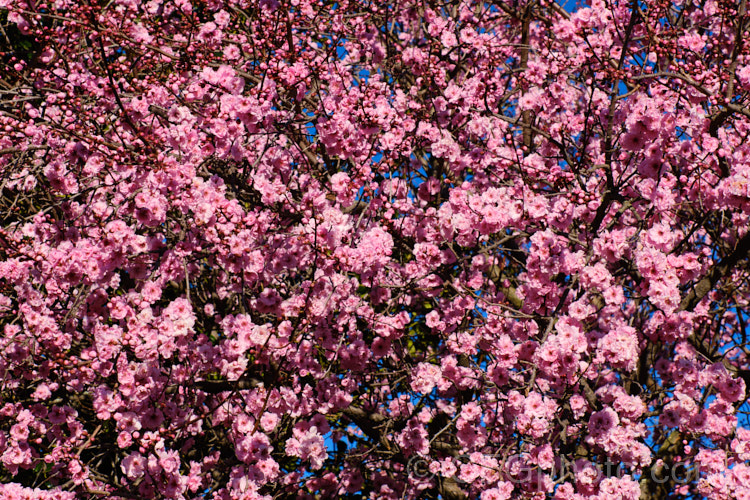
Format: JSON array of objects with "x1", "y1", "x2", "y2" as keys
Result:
[
  {"x1": 166, "y1": 377, "x2": 263, "y2": 394},
  {"x1": 678, "y1": 230, "x2": 750, "y2": 313}
]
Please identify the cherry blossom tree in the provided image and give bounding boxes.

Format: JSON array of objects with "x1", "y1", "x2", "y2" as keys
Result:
[{"x1": 2, "y1": 0, "x2": 750, "y2": 498}]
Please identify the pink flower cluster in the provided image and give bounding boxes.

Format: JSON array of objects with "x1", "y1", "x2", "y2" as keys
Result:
[{"x1": 2, "y1": 0, "x2": 750, "y2": 498}]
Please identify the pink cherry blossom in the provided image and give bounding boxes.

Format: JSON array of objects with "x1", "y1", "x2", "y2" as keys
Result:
[{"x1": 2, "y1": 0, "x2": 750, "y2": 498}]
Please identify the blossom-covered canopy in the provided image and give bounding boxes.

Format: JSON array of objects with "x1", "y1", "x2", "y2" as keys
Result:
[{"x1": 2, "y1": 0, "x2": 750, "y2": 499}]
